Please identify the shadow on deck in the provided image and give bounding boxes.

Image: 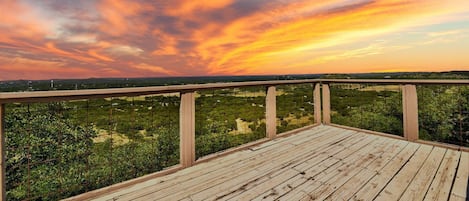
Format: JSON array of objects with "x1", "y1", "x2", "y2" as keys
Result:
[{"x1": 74, "y1": 125, "x2": 468, "y2": 201}]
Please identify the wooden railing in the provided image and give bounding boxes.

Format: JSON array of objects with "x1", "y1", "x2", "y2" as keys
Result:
[
  {"x1": 0, "y1": 78, "x2": 468, "y2": 200},
  {"x1": 0, "y1": 79, "x2": 322, "y2": 200},
  {"x1": 320, "y1": 79, "x2": 469, "y2": 146}
]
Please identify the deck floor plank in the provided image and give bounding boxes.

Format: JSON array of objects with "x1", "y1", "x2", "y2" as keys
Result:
[
  {"x1": 132, "y1": 129, "x2": 356, "y2": 200},
  {"x1": 85, "y1": 125, "x2": 468, "y2": 201},
  {"x1": 277, "y1": 136, "x2": 391, "y2": 200},
  {"x1": 322, "y1": 140, "x2": 409, "y2": 201},
  {"x1": 351, "y1": 142, "x2": 421, "y2": 201},
  {"x1": 373, "y1": 144, "x2": 433, "y2": 201},
  {"x1": 298, "y1": 137, "x2": 403, "y2": 201},
  {"x1": 399, "y1": 147, "x2": 447, "y2": 201},
  {"x1": 424, "y1": 149, "x2": 461, "y2": 201},
  {"x1": 209, "y1": 133, "x2": 367, "y2": 200},
  {"x1": 218, "y1": 132, "x2": 374, "y2": 201},
  {"x1": 95, "y1": 126, "x2": 335, "y2": 201},
  {"x1": 449, "y1": 151, "x2": 468, "y2": 201},
  {"x1": 111, "y1": 126, "x2": 342, "y2": 200},
  {"x1": 228, "y1": 132, "x2": 376, "y2": 201}
]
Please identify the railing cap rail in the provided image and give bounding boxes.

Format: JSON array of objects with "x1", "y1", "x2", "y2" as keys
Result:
[
  {"x1": 1, "y1": 78, "x2": 468, "y2": 103},
  {"x1": 0, "y1": 79, "x2": 320, "y2": 103},
  {"x1": 320, "y1": 79, "x2": 469, "y2": 85}
]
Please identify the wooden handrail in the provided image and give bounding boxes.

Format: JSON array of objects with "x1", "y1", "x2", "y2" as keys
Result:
[
  {"x1": 0, "y1": 79, "x2": 321, "y2": 103},
  {"x1": 320, "y1": 79, "x2": 469, "y2": 85},
  {"x1": 2, "y1": 79, "x2": 468, "y2": 103}
]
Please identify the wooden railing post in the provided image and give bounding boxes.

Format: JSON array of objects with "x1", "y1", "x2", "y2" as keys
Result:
[
  {"x1": 402, "y1": 84, "x2": 419, "y2": 141},
  {"x1": 0, "y1": 104, "x2": 5, "y2": 201},
  {"x1": 313, "y1": 83, "x2": 322, "y2": 124},
  {"x1": 266, "y1": 86, "x2": 276, "y2": 139},
  {"x1": 180, "y1": 91, "x2": 195, "y2": 167},
  {"x1": 322, "y1": 83, "x2": 331, "y2": 124}
]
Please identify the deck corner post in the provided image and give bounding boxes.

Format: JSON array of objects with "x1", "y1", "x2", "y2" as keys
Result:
[
  {"x1": 402, "y1": 84, "x2": 419, "y2": 141},
  {"x1": 313, "y1": 83, "x2": 322, "y2": 124},
  {"x1": 180, "y1": 91, "x2": 195, "y2": 168},
  {"x1": 0, "y1": 104, "x2": 5, "y2": 201},
  {"x1": 266, "y1": 86, "x2": 277, "y2": 139},
  {"x1": 322, "y1": 83, "x2": 331, "y2": 124}
]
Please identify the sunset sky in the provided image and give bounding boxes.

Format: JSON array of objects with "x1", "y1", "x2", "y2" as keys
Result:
[{"x1": 1, "y1": 0, "x2": 469, "y2": 80}]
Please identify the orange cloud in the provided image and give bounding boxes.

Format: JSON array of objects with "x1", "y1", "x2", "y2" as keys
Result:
[
  {"x1": 41, "y1": 42, "x2": 98, "y2": 63},
  {"x1": 0, "y1": 1, "x2": 52, "y2": 41},
  {"x1": 165, "y1": 0, "x2": 234, "y2": 16},
  {"x1": 98, "y1": 0, "x2": 154, "y2": 36},
  {"x1": 88, "y1": 49, "x2": 114, "y2": 62},
  {"x1": 151, "y1": 29, "x2": 179, "y2": 55},
  {"x1": 0, "y1": 56, "x2": 94, "y2": 80},
  {"x1": 133, "y1": 63, "x2": 180, "y2": 76},
  {"x1": 195, "y1": 0, "x2": 469, "y2": 75},
  {"x1": 1, "y1": 0, "x2": 469, "y2": 80}
]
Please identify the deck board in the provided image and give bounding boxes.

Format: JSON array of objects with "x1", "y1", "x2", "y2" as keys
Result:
[
  {"x1": 323, "y1": 140, "x2": 408, "y2": 201},
  {"x1": 450, "y1": 151, "x2": 468, "y2": 201},
  {"x1": 134, "y1": 128, "x2": 354, "y2": 200},
  {"x1": 399, "y1": 147, "x2": 447, "y2": 201},
  {"x1": 374, "y1": 144, "x2": 433, "y2": 201},
  {"x1": 298, "y1": 137, "x2": 399, "y2": 200},
  {"x1": 220, "y1": 132, "x2": 372, "y2": 201},
  {"x1": 87, "y1": 125, "x2": 468, "y2": 201},
  {"x1": 424, "y1": 149, "x2": 461, "y2": 201},
  {"x1": 279, "y1": 136, "x2": 390, "y2": 200},
  {"x1": 250, "y1": 133, "x2": 370, "y2": 201},
  {"x1": 352, "y1": 142, "x2": 420, "y2": 201}
]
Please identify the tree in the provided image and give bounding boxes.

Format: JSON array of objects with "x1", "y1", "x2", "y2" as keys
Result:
[
  {"x1": 418, "y1": 86, "x2": 469, "y2": 146},
  {"x1": 5, "y1": 103, "x2": 96, "y2": 200}
]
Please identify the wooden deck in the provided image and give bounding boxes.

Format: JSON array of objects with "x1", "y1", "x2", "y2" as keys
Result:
[{"x1": 91, "y1": 125, "x2": 468, "y2": 201}]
